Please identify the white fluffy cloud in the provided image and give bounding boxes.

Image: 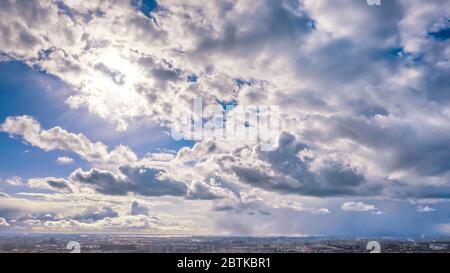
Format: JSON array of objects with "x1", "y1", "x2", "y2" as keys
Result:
[
  {"x1": 417, "y1": 205, "x2": 436, "y2": 213},
  {"x1": 271, "y1": 200, "x2": 330, "y2": 215},
  {"x1": 56, "y1": 156, "x2": 74, "y2": 165},
  {"x1": 41, "y1": 214, "x2": 185, "y2": 233},
  {"x1": 341, "y1": 201, "x2": 378, "y2": 212},
  {"x1": 4, "y1": 176, "x2": 23, "y2": 186},
  {"x1": 27, "y1": 177, "x2": 74, "y2": 193},
  {"x1": 1, "y1": 115, "x2": 137, "y2": 166}
]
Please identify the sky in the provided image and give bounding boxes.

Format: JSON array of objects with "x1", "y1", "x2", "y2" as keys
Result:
[{"x1": 0, "y1": 0, "x2": 449, "y2": 237}]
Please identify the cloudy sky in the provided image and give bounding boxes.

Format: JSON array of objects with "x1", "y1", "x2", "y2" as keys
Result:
[{"x1": 0, "y1": 0, "x2": 449, "y2": 237}]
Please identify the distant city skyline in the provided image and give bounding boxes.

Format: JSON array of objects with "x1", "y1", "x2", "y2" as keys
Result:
[{"x1": 0, "y1": 234, "x2": 449, "y2": 253}]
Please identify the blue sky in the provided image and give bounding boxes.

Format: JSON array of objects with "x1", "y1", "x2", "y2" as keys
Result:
[
  {"x1": 0, "y1": 0, "x2": 450, "y2": 237},
  {"x1": 0, "y1": 61, "x2": 192, "y2": 180},
  {"x1": 0, "y1": 61, "x2": 85, "y2": 179}
]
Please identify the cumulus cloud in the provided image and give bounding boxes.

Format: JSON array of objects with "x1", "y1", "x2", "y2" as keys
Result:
[
  {"x1": 27, "y1": 177, "x2": 73, "y2": 193},
  {"x1": 222, "y1": 132, "x2": 376, "y2": 197},
  {"x1": 0, "y1": 191, "x2": 192, "y2": 233},
  {"x1": 56, "y1": 156, "x2": 74, "y2": 165},
  {"x1": 41, "y1": 214, "x2": 183, "y2": 233},
  {"x1": 4, "y1": 176, "x2": 23, "y2": 186},
  {"x1": 271, "y1": 200, "x2": 330, "y2": 215},
  {"x1": 187, "y1": 180, "x2": 233, "y2": 200},
  {"x1": 1, "y1": 116, "x2": 137, "y2": 166},
  {"x1": 70, "y1": 166, "x2": 189, "y2": 197},
  {"x1": 1, "y1": 1, "x2": 449, "y2": 201},
  {"x1": 72, "y1": 206, "x2": 119, "y2": 221},
  {"x1": 0, "y1": 196, "x2": 71, "y2": 221},
  {"x1": 341, "y1": 201, "x2": 378, "y2": 212},
  {"x1": 417, "y1": 205, "x2": 436, "y2": 213}
]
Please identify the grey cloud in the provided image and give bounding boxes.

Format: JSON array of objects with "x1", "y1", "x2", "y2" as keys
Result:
[
  {"x1": 416, "y1": 45, "x2": 450, "y2": 104},
  {"x1": 18, "y1": 28, "x2": 40, "y2": 48},
  {"x1": 305, "y1": 0, "x2": 404, "y2": 45},
  {"x1": 387, "y1": 181, "x2": 450, "y2": 199},
  {"x1": 231, "y1": 132, "x2": 376, "y2": 197},
  {"x1": 138, "y1": 55, "x2": 183, "y2": 89},
  {"x1": 213, "y1": 204, "x2": 271, "y2": 217},
  {"x1": 47, "y1": 180, "x2": 72, "y2": 192},
  {"x1": 213, "y1": 205, "x2": 236, "y2": 212},
  {"x1": 71, "y1": 164, "x2": 230, "y2": 200},
  {"x1": 194, "y1": 0, "x2": 313, "y2": 54},
  {"x1": 318, "y1": 161, "x2": 366, "y2": 188},
  {"x1": 0, "y1": 0, "x2": 52, "y2": 58},
  {"x1": 130, "y1": 201, "x2": 149, "y2": 216},
  {"x1": 56, "y1": 0, "x2": 105, "y2": 23},
  {"x1": 95, "y1": 63, "x2": 125, "y2": 85},
  {"x1": 72, "y1": 206, "x2": 119, "y2": 222},
  {"x1": 31, "y1": 177, "x2": 73, "y2": 193},
  {"x1": 151, "y1": 67, "x2": 181, "y2": 85},
  {"x1": 296, "y1": 38, "x2": 373, "y2": 85},
  {"x1": 120, "y1": 166, "x2": 189, "y2": 196},
  {"x1": 187, "y1": 181, "x2": 226, "y2": 200},
  {"x1": 126, "y1": 11, "x2": 167, "y2": 42},
  {"x1": 71, "y1": 168, "x2": 127, "y2": 195},
  {"x1": 46, "y1": 179, "x2": 72, "y2": 192},
  {"x1": 258, "y1": 210, "x2": 271, "y2": 216},
  {"x1": 329, "y1": 115, "x2": 450, "y2": 177},
  {"x1": 0, "y1": 197, "x2": 68, "y2": 222},
  {"x1": 71, "y1": 166, "x2": 188, "y2": 197}
]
